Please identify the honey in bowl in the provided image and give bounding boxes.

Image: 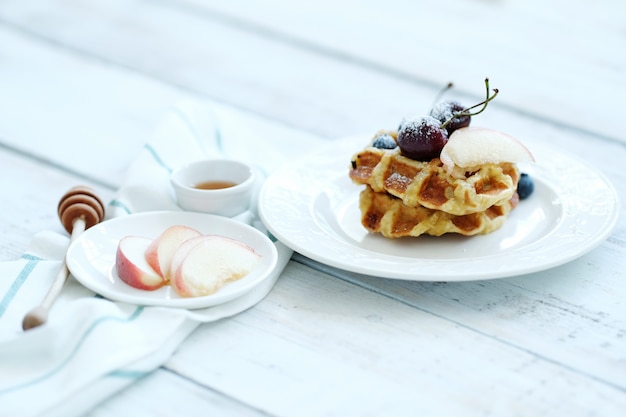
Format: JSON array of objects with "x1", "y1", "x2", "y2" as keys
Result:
[
  {"x1": 170, "y1": 159, "x2": 255, "y2": 216},
  {"x1": 193, "y1": 180, "x2": 238, "y2": 190}
]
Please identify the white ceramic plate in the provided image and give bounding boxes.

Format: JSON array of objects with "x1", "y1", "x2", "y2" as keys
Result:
[
  {"x1": 259, "y1": 135, "x2": 619, "y2": 281},
  {"x1": 66, "y1": 211, "x2": 278, "y2": 308}
]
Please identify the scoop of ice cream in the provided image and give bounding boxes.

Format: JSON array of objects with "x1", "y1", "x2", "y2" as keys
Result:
[{"x1": 440, "y1": 127, "x2": 534, "y2": 176}]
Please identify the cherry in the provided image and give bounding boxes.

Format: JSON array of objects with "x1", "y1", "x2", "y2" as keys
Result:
[
  {"x1": 394, "y1": 79, "x2": 500, "y2": 162},
  {"x1": 397, "y1": 116, "x2": 448, "y2": 161},
  {"x1": 430, "y1": 101, "x2": 470, "y2": 134},
  {"x1": 430, "y1": 78, "x2": 499, "y2": 135}
]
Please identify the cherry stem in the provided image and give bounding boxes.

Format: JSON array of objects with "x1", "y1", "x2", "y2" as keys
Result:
[
  {"x1": 441, "y1": 78, "x2": 499, "y2": 130},
  {"x1": 431, "y1": 82, "x2": 454, "y2": 108}
]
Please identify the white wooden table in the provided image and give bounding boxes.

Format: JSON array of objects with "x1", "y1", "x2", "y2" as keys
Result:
[{"x1": 1, "y1": 1, "x2": 625, "y2": 415}]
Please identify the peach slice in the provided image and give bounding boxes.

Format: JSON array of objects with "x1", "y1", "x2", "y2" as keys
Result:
[
  {"x1": 440, "y1": 127, "x2": 534, "y2": 175},
  {"x1": 171, "y1": 235, "x2": 261, "y2": 298},
  {"x1": 167, "y1": 235, "x2": 208, "y2": 281},
  {"x1": 116, "y1": 236, "x2": 166, "y2": 290},
  {"x1": 145, "y1": 225, "x2": 202, "y2": 281}
]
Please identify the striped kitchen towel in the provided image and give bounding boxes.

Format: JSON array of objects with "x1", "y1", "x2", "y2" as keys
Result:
[{"x1": 0, "y1": 98, "x2": 316, "y2": 417}]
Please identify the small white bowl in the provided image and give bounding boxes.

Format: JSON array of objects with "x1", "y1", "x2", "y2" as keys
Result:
[{"x1": 170, "y1": 159, "x2": 255, "y2": 217}]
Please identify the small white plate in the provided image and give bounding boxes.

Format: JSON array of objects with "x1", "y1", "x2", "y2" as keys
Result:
[
  {"x1": 66, "y1": 211, "x2": 278, "y2": 309},
  {"x1": 259, "y1": 135, "x2": 619, "y2": 281}
]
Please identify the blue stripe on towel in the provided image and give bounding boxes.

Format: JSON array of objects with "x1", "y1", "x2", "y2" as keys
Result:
[
  {"x1": 144, "y1": 143, "x2": 172, "y2": 173},
  {"x1": 108, "y1": 199, "x2": 132, "y2": 215},
  {"x1": 0, "y1": 255, "x2": 42, "y2": 318},
  {"x1": 108, "y1": 369, "x2": 149, "y2": 379},
  {"x1": 107, "y1": 141, "x2": 174, "y2": 214},
  {"x1": 0, "y1": 306, "x2": 145, "y2": 395}
]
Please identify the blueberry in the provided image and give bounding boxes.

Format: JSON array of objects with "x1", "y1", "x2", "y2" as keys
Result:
[
  {"x1": 372, "y1": 134, "x2": 397, "y2": 150},
  {"x1": 517, "y1": 173, "x2": 534, "y2": 200}
]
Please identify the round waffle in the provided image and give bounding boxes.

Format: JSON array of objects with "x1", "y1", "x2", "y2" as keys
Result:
[
  {"x1": 359, "y1": 186, "x2": 519, "y2": 238},
  {"x1": 349, "y1": 139, "x2": 520, "y2": 216}
]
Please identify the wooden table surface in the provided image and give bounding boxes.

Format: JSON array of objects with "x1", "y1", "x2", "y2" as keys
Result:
[{"x1": 1, "y1": 1, "x2": 624, "y2": 416}]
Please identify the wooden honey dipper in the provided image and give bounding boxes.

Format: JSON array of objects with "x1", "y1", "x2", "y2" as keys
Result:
[{"x1": 22, "y1": 186, "x2": 105, "y2": 330}]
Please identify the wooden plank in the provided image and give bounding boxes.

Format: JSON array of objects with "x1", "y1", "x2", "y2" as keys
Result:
[
  {"x1": 0, "y1": 26, "x2": 323, "y2": 186},
  {"x1": 165, "y1": 0, "x2": 626, "y2": 142},
  {"x1": 86, "y1": 369, "x2": 266, "y2": 417},
  {"x1": 166, "y1": 263, "x2": 626, "y2": 417},
  {"x1": 0, "y1": 0, "x2": 622, "y2": 141},
  {"x1": 0, "y1": 0, "x2": 548, "y2": 141},
  {"x1": 0, "y1": 27, "x2": 187, "y2": 187},
  {"x1": 307, "y1": 252, "x2": 626, "y2": 389}
]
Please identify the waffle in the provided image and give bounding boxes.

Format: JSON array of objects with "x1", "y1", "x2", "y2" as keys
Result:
[
  {"x1": 360, "y1": 186, "x2": 519, "y2": 238},
  {"x1": 349, "y1": 137, "x2": 520, "y2": 215}
]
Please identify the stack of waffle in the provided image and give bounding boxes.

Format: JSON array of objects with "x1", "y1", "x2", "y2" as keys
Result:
[{"x1": 349, "y1": 131, "x2": 520, "y2": 238}]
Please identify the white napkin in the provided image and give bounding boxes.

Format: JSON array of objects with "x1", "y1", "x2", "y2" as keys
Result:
[{"x1": 0, "y1": 99, "x2": 300, "y2": 417}]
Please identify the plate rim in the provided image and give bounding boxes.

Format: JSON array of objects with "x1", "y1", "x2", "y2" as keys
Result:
[
  {"x1": 66, "y1": 210, "x2": 279, "y2": 308},
  {"x1": 259, "y1": 135, "x2": 620, "y2": 281}
]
